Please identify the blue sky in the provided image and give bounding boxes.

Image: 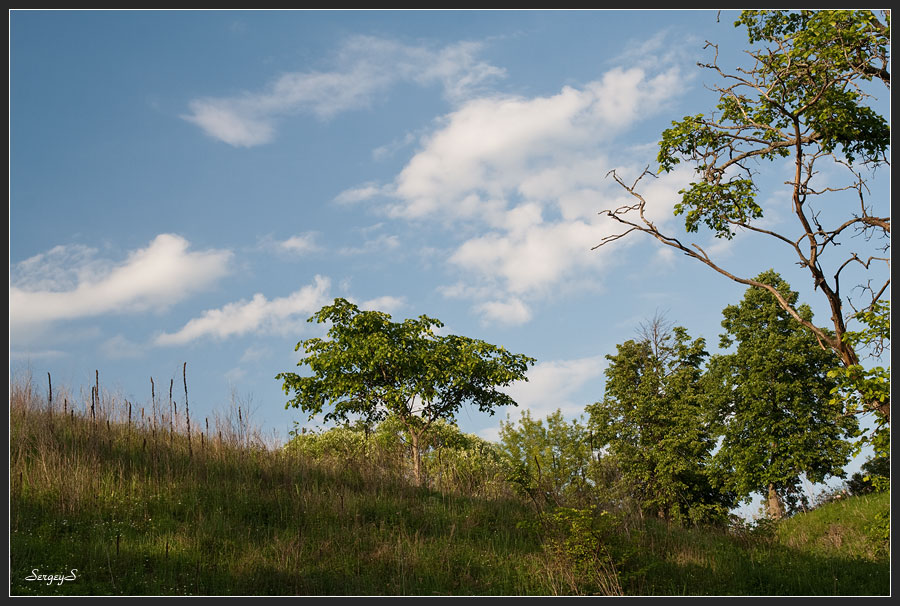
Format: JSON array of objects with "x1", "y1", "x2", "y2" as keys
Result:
[{"x1": 9, "y1": 10, "x2": 889, "y2": 503}]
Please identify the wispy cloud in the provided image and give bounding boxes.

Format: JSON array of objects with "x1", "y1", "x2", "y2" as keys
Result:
[
  {"x1": 258, "y1": 232, "x2": 321, "y2": 256},
  {"x1": 338, "y1": 234, "x2": 401, "y2": 256},
  {"x1": 478, "y1": 354, "x2": 607, "y2": 441},
  {"x1": 333, "y1": 183, "x2": 387, "y2": 205},
  {"x1": 100, "y1": 334, "x2": 144, "y2": 359},
  {"x1": 154, "y1": 275, "x2": 331, "y2": 346},
  {"x1": 183, "y1": 35, "x2": 505, "y2": 147},
  {"x1": 474, "y1": 297, "x2": 532, "y2": 327},
  {"x1": 607, "y1": 27, "x2": 701, "y2": 73},
  {"x1": 503, "y1": 355, "x2": 607, "y2": 420},
  {"x1": 10, "y1": 234, "x2": 232, "y2": 339},
  {"x1": 359, "y1": 295, "x2": 407, "y2": 315}
]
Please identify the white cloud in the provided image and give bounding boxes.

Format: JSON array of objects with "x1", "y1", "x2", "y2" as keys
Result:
[
  {"x1": 503, "y1": 355, "x2": 607, "y2": 420},
  {"x1": 9, "y1": 234, "x2": 232, "y2": 335},
  {"x1": 10, "y1": 243, "x2": 106, "y2": 292},
  {"x1": 372, "y1": 131, "x2": 418, "y2": 161},
  {"x1": 654, "y1": 246, "x2": 678, "y2": 267},
  {"x1": 474, "y1": 297, "x2": 532, "y2": 327},
  {"x1": 450, "y1": 218, "x2": 606, "y2": 297},
  {"x1": 330, "y1": 58, "x2": 690, "y2": 326},
  {"x1": 182, "y1": 101, "x2": 276, "y2": 147},
  {"x1": 155, "y1": 275, "x2": 331, "y2": 346},
  {"x1": 383, "y1": 65, "x2": 683, "y2": 222},
  {"x1": 256, "y1": 233, "x2": 321, "y2": 257},
  {"x1": 438, "y1": 163, "x2": 694, "y2": 323},
  {"x1": 438, "y1": 281, "x2": 497, "y2": 301},
  {"x1": 317, "y1": 36, "x2": 693, "y2": 326},
  {"x1": 333, "y1": 183, "x2": 385, "y2": 205},
  {"x1": 276, "y1": 233, "x2": 320, "y2": 255},
  {"x1": 359, "y1": 295, "x2": 407, "y2": 315},
  {"x1": 183, "y1": 35, "x2": 505, "y2": 147}
]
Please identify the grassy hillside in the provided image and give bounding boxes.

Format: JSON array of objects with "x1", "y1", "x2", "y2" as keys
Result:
[{"x1": 8, "y1": 375, "x2": 890, "y2": 595}]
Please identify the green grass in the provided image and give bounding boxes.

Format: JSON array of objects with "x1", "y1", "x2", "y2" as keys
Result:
[
  {"x1": 8, "y1": 374, "x2": 891, "y2": 595},
  {"x1": 607, "y1": 504, "x2": 889, "y2": 595},
  {"x1": 9, "y1": 377, "x2": 547, "y2": 595}
]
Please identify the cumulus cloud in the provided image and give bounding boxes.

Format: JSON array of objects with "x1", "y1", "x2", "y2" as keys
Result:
[
  {"x1": 450, "y1": 218, "x2": 605, "y2": 297},
  {"x1": 155, "y1": 275, "x2": 331, "y2": 346},
  {"x1": 322, "y1": 52, "x2": 692, "y2": 325},
  {"x1": 9, "y1": 234, "x2": 232, "y2": 336},
  {"x1": 183, "y1": 35, "x2": 505, "y2": 147},
  {"x1": 383, "y1": 66, "x2": 683, "y2": 221}
]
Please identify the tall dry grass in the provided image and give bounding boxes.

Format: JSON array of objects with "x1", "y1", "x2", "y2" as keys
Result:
[
  {"x1": 9, "y1": 370, "x2": 549, "y2": 596},
  {"x1": 11, "y1": 369, "x2": 885, "y2": 596}
]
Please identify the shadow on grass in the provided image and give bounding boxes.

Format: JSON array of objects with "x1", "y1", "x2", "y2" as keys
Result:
[{"x1": 613, "y1": 521, "x2": 889, "y2": 596}]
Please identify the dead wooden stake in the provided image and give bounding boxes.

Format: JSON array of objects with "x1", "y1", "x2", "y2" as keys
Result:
[{"x1": 184, "y1": 362, "x2": 192, "y2": 458}]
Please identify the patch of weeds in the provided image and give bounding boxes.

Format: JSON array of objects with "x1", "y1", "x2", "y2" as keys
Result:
[
  {"x1": 531, "y1": 506, "x2": 624, "y2": 596},
  {"x1": 865, "y1": 510, "x2": 889, "y2": 556}
]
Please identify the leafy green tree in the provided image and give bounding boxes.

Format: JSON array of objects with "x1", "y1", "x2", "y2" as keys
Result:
[
  {"x1": 709, "y1": 271, "x2": 859, "y2": 518},
  {"x1": 586, "y1": 316, "x2": 729, "y2": 524},
  {"x1": 277, "y1": 298, "x2": 535, "y2": 486},
  {"x1": 827, "y1": 299, "x2": 890, "y2": 483},
  {"x1": 846, "y1": 454, "x2": 890, "y2": 496},
  {"x1": 596, "y1": 10, "x2": 890, "y2": 423},
  {"x1": 499, "y1": 409, "x2": 595, "y2": 509}
]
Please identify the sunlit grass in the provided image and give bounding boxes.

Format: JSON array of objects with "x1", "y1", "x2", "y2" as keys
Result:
[{"x1": 9, "y1": 372, "x2": 890, "y2": 595}]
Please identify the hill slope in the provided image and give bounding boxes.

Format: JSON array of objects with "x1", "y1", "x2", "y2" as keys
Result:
[{"x1": 9, "y1": 379, "x2": 890, "y2": 595}]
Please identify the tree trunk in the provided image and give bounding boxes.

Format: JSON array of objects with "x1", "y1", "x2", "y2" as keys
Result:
[
  {"x1": 766, "y1": 483, "x2": 785, "y2": 520},
  {"x1": 410, "y1": 430, "x2": 423, "y2": 487}
]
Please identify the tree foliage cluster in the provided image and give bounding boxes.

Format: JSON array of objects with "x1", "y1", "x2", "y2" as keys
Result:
[
  {"x1": 501, "y1": 272, "x2": 865, "y2": 523},
  {"x1": 598, "y1": 9, "x2": 890, "y2": 425},
  {"x1": 277, "y1": 297, "x2": 534, "y2": 486}
]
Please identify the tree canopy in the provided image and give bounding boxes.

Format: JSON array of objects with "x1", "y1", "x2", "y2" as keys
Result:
[
  {"x1": 586, "y1": 317, "x2": 729, "y2": 525},
  {"x1": 499, "y1": 409, "x2": 595, "y2": 509},
  {"x1": 277, "y1": 297, "x2": 535, "y2": 485},
  {"x1": 708, "y1": 271, "x2": 859, "y2": 518},
  {"x1": 596, "y1": 9, "x2": 890, "y2": 424}
]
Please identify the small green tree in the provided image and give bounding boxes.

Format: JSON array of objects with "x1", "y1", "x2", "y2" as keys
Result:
[
  {"x1": 499, "y1": 409, "x2": 595, "y2": 509},
  {"x1": 586, "y1": 316, "x2": 728, "y2": 525},
  {"x1": 277, "y1": 298, "x2": 535, "y2": 486},
  {"x1": 709, "y1": 271, "x2": 860, "y2": 518}
]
